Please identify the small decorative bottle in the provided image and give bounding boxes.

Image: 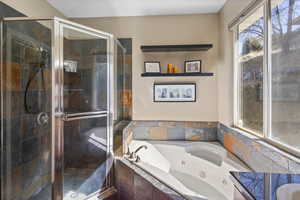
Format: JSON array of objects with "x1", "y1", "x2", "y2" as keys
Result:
[
  {"x1": 167, "y1": 64, "x2": 173, "y2": 73},
  {"x1": 174, "y1": 66, "x2": 179, "y2": 73}
]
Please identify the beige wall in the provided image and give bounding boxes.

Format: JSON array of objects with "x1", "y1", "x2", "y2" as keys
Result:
[
  {"x1": 73, "y1": 14, "x2": 219, "y2": 121},
  {"x1": 218, "y1": 0, "x2": 253, "y2": 126},
  {"x1": 2, "y1": 0, "x2": 65, "y2": 18},
  {"x1": 2, "y1": 0, "x2": 254, "y2": 123}
]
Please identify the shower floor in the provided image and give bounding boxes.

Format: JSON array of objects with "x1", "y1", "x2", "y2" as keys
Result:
[
  {"x1": 63, "y1": 167, "x2": 107, "y2": 200},
  {"x1": 63, "y1": 168, "x2": 96, "y2": 200},
  {"x1": 28, "y1": 168, "x2": 105, "y2": 200}
]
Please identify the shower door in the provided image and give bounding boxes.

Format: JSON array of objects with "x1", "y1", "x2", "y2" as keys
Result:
[
  {"x1": 1, "y1": 19, "x2": 54, "y2": 200},
  {"x1": 54, "y1": 20, "x2": 114, "y2": 200}
]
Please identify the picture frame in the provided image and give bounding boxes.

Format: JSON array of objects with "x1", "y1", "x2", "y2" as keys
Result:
[
  {"x1": 153, "y1": 83, "x2": 196, "y2": 102},
  {"x1": 144, "y1": 61, "x2": 161, "y2": 73},
  {"x1": 184, "y1": 60, "x2": 202, "y2": 73}
]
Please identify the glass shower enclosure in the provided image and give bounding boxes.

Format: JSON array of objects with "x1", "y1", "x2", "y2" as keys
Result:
[{"x1": 1, "y1": 17, "x2": 115, "y2": 200}]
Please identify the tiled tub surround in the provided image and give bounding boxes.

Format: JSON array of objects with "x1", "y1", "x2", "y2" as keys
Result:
[
  {"x1": 115, "y1": 158, "x2": 185, "y2": 200},
  {"x1": 131, "y1": 121, "x2": 218, "y2": 141},
  {"x1": 115, "y1": 120, "x2": 218, "y2": 156},
  {"x1": 119, "y1": 121, "x2": 300, "y2": 173},
  {"x1": 218, "y1": 123, "x2": 300, "y2": 173},
  {"x1": 114, "y1": 121, "x2": 300, "y2": 200}
]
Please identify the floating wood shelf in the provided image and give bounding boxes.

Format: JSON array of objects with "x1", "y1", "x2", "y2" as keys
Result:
[
  {"x1": 141, "y1": 44, "x2": 213, "y2": 52},
  {"x1": 141, "y1": 72, "x2": 214, "y2": 77}
]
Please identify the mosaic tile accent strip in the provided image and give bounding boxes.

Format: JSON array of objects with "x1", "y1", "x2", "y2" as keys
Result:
[{"x1": 218, "y1": 123, "x2": 300, "y2": 173}]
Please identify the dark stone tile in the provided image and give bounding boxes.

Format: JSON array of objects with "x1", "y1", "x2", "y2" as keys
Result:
[
  {"x1": 21, "y1": 114, "x2": 39, "y2": 139},
  {"x1": 29, "y1": 184, "x2": 52, "y2": 200},
  {"x1": 133, "y1": 121, "x2": 159, "y2": 127},
  {"x1": 167, "y1": 127, "x2": 185, "y2": 140},
  {"x1": 40, "y1": 134, "x2": 52, "y2": 175},
  {"x1": 153, "y1": 188, "x2": 172, "y2": 200},
  {"x1": 134, "y1": 174, "x2": 153, "y2": 200},
  {"x1": 23, "y1": 90, "x2": 45, "y2": 114},
  {"x1": 22, "y1": 137, "x2": 39, "y2": 163},
  {"x1": 3, "y1": 91, "x2": 24, "y2": 116},
  {"x1": 115, "y1": 160, "x2": 134, "y2": 200},
  {"x1": 105, "y1": 194, "x2": 118, "y2": 200},
  {"x1": 132, "y1": 127, "x2": 150, "y2": 140},
  {"x1": 2, "y1": 116, "x2": 22, "y2": 168},
  {"x1": 3, "y1": 116, "x2": 21, "y2": 143},
  {"x1": 10, "y1": 167, "x2": 23, "y2": 200},
  {"x1": 22, "y1": 158, "x2": 40, "y2": 192}
]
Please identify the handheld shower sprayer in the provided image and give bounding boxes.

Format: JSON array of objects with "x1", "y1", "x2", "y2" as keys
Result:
[{"x1": 24, "y1": 47, "x2": 50, "y2": 125}]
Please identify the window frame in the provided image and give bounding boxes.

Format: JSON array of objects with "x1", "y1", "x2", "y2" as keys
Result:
[
  {"x1": 233, "y1": 0, "x2": 267, "y2": 137},
  {"x1": 233, "y1": 0, "x2": 300, "y2": 157}
]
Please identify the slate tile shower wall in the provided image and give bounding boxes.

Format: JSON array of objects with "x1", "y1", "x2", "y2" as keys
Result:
[
  {"x1": 1, "y1": 4, "x2": 53, "y2": 199},
  {"x1": 217, "y1": 123, "x2": 300, "y2": 173},
  {"x1": 117, "y1": 38, "x2": 133, "y2": 121},
  {"x1": 62, "y1": 36, "x2": 111, "y2": 196},
  {"x1": 113, "y1": 38, "x2": 132, "y2": 156},
  {"x1": 63, "y1": 38, "x2": 108, "y2": 113}
]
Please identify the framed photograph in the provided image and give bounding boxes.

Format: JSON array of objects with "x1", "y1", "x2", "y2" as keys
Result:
[
  {"x1": 144, "y1": 62, "x2": 161, "y2": 73},
  {"x1": 184, "y1": 60, "x2": 202, "y2": 73},
  {"x1": 153, "y1": 83, "x2": 196, "y2": 102}
]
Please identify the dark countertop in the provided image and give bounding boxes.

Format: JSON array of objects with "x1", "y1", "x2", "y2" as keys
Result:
[{"x1": 230, "y1": 171, "x2": 300, "y2": 200}]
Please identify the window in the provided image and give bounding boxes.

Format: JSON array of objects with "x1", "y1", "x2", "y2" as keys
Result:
[
  {"x1": 234, "y1": 0, "x2": 300, "y2": 153},
  {"x1": 270, "y1": 0, "x2": 300, "y2": 151},
  {"x1": 236, "y1": 5, "x2": 265, "y2": 135}
]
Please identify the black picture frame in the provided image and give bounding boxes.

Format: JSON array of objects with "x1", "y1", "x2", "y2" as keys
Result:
[
  {"x1": 184, "y1": 60, "x2": 202, "y2": 73},
  {"x1": 144, "y1": 61, "x2": 161, "y2": 73},
  {"x1": 153, "y1": 83, "x2": 196, "y2": 102}
]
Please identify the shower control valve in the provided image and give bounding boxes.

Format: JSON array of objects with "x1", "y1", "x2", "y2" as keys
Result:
[{"x1": 37, "y1": 112, "x2": 49, "y2": 126}]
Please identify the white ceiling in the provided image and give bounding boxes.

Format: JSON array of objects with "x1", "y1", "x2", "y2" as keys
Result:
[{"x1": 47, "y1": 0, "x2": 227, "y2": 18}]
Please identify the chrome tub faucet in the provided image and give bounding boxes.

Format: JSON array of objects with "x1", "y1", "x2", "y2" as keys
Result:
[{"x1": 126, "y1": 145, "x2": 147, "y2": 162}]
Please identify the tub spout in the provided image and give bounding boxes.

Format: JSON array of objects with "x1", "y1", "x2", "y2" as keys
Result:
[
  {"x1": 127, "y1": 145, "x2": 147, "y2": 161},
  {"x1": 134, "y1": 145, "x2": 147, "y2": 154}
]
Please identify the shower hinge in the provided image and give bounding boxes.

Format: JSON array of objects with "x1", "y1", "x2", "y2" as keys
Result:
[{"x1": 55, "y1": 112, "x2": 65, "y2": 119}]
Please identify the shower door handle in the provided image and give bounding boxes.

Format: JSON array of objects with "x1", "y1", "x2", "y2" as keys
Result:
[
  {"x1": 64, "y1": 111, "x2": 108, "y2": 118},
  {"x1": 55, "y1": 111, "x2": 108, "y2": 121},
  {"x1": 62, "y1": 113, "x2": 107, "y2": 121}
]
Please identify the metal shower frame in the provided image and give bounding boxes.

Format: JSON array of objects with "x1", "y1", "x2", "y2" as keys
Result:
[{"x1": 0, "y1": 17, "x2": 116, "y2": 200}]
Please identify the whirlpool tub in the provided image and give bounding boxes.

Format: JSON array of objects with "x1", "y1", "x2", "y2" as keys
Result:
[{"x1": 128, "y1": 140, "x2": 249, "y2": 200}]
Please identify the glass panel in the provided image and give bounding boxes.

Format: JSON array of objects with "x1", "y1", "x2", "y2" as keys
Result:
[
  {"x1": 63, "y1": 27, "x2": 108, "y2": 114},
  {"x1": 270, "y1": 0, "x2": 300, "y2": 150},
  {"x1": 117, "y1": 39, "x2": 132, "y2": 121},
  {"x1": 2, "y1": 20, "x2": 52, "y2": 200},
  {"x1": 63, "y1": 117, "x2": 111, "y2": 200},
  {"x1": 114, "y1": 42, "x2": 125, "y2": 123},
  {"x1": 237, "y1": 6, "x2": 265, "y2": 135}
]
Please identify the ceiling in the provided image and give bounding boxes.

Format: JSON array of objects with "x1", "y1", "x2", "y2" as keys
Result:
[{"x1": 47, "y1": 0, "x2": 227, "y2": 18}]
